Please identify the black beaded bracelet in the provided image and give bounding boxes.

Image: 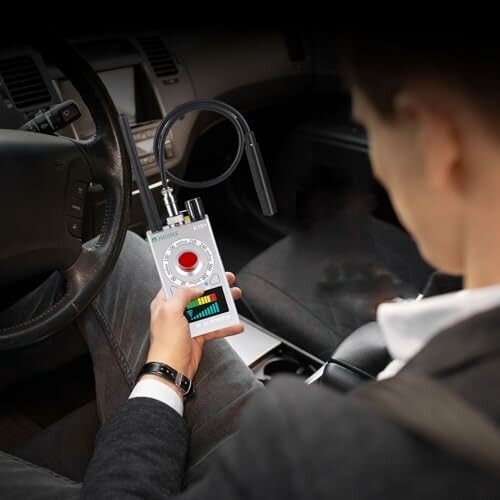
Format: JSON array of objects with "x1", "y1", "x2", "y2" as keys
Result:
[{"x1": 137, "y1": 362, "x2": 195, "y2": 398}]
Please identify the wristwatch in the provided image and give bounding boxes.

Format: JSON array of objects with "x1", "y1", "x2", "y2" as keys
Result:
[{"x1": 137, "y1": 362, "x2": 195, "y2": 398}]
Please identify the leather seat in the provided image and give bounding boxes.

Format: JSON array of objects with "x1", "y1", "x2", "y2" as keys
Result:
[
  {"x1": 15, "y1": 401, "x2": 100, "y2": 481},
  {"x1": 238, "y1": 213, "x2": 433, "y2": 361}
]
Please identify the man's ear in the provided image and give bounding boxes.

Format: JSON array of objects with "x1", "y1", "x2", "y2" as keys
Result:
[{"x1": 393, "y1": 90, "x2": 461, "y2": 192}]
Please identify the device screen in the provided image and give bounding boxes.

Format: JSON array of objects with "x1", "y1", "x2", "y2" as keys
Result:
[{"x1": 184, "y1": 286, "x2": 229, "y2": 323}]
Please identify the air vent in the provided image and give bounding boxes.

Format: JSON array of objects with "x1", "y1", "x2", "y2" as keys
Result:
[
  {"x1": 0, "y1": 56, "x2": 52, "y2": 110},
  {"x1": 137, "y1": 36, "x2": 178, "y2": 78}
]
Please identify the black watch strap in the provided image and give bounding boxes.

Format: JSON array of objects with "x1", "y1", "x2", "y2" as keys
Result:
[{"x1": 137, "y1": 362, "x2": 194, "y2": 398}]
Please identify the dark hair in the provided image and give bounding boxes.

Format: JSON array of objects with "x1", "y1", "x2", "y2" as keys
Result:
[{"x1": 336, "y1": 33, "x2": 500, "y2": 127}]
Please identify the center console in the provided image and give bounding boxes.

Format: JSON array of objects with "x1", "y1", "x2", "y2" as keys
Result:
[
  {"x1": 228, "y1": 317, "x2": 326, "y2": 385},
  {"x1": 228, "y1": 318, "x2": 387, "y2": 391},
  {"x1": 132, "y1": 121, "x2": 174, "y2": 172}
]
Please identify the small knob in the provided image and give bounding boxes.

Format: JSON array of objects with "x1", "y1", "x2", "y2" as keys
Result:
[{"x1": 185, "y1": 197, "x2": 205, "y2": 221}]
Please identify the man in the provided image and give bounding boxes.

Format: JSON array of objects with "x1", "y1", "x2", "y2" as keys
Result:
[
  {"x1": 78, "y1": 33, "x2": 500, "y2": 498},
  {"x1": 5, "y1": 32, "x2": 500, "y2": 498}
]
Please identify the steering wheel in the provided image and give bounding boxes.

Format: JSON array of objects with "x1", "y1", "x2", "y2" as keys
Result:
[{"x1": 0, "y1": 38, "x2": 131, "y2": 349}]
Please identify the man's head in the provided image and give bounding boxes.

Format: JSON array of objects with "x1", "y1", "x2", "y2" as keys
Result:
[{"x1": 337, "y1": 34, "x2": 500, "y2": 287}]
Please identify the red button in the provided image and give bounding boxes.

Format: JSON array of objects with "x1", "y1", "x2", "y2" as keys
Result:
[{"x1": 178, "y1": 251, "x2": 198, "y2": 272}]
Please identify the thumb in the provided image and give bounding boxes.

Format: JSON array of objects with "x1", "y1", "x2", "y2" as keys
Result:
[{"x1": 169, "y1": 285, "x2": 205, "y2": 311}]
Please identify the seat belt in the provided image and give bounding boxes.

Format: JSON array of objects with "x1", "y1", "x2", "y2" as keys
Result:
[{"x1": 353, "y1": 372, "x2": 500, "y2": 476}]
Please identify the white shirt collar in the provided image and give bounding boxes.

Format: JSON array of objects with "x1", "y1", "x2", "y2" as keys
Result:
[{"x1": 376, "y1": 284, "x2": 500, "y2": 379}]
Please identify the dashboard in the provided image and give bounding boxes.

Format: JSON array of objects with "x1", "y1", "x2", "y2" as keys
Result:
[{"x1": 0, "y1": 30, "x2": 311, "y2": 179}]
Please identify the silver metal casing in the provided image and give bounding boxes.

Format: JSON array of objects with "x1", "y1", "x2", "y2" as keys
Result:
[{"x1": 147, "y1": 216, "x2": 239, "y2": 337}]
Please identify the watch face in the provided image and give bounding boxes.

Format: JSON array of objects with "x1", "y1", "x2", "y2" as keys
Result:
[{"x1": 163, "y1": 237, "x2": 214, "y2": 286}]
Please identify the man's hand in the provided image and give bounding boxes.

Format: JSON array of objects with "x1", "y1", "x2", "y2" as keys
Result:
[{"x1": 146, "y1": 272, "x2": 244, "y2": 384}]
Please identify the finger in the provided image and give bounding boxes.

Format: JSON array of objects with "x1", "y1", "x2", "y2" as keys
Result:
[
  {"x1": 225, "y1": 272, "x2": 236, "y2": 285},
  {"x1": 202, "y1": 323, "x2": 245, "y2": 342},
  {"x1": 230, "y1": 286, "x2": 242, "y2": 301}
]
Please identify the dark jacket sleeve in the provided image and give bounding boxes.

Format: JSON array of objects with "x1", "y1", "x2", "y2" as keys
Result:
[{"x1": 81, "y1": 397, "x2": 189, "y2": 499}]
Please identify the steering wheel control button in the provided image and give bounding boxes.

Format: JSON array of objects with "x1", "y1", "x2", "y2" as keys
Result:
[
  {"x1": 210, "y1": 273, "x2": 220, "y2": 285},
  {"x1": 67, "y1": 217, "x2": 82, "y2": 238},
  {"x1": 73, "y1": 182, "x2": 88, "y2": 199},
  {"x1": 178, "y1": 251, "x2": 198, "y2": 272},
  {"x1": 69, "y1": 197, "x2": 84, "y2": 219}
]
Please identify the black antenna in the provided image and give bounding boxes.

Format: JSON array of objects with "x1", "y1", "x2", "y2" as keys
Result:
[
  {"x1": 153, "y1": 99, "x2": 278, "y2": 217},
  {"x1": 119, "y1": 114, "x2": 163, "y2": 232},
  {"x1": 244, "y1": 131, "x2": 277, "y2": 216}
]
